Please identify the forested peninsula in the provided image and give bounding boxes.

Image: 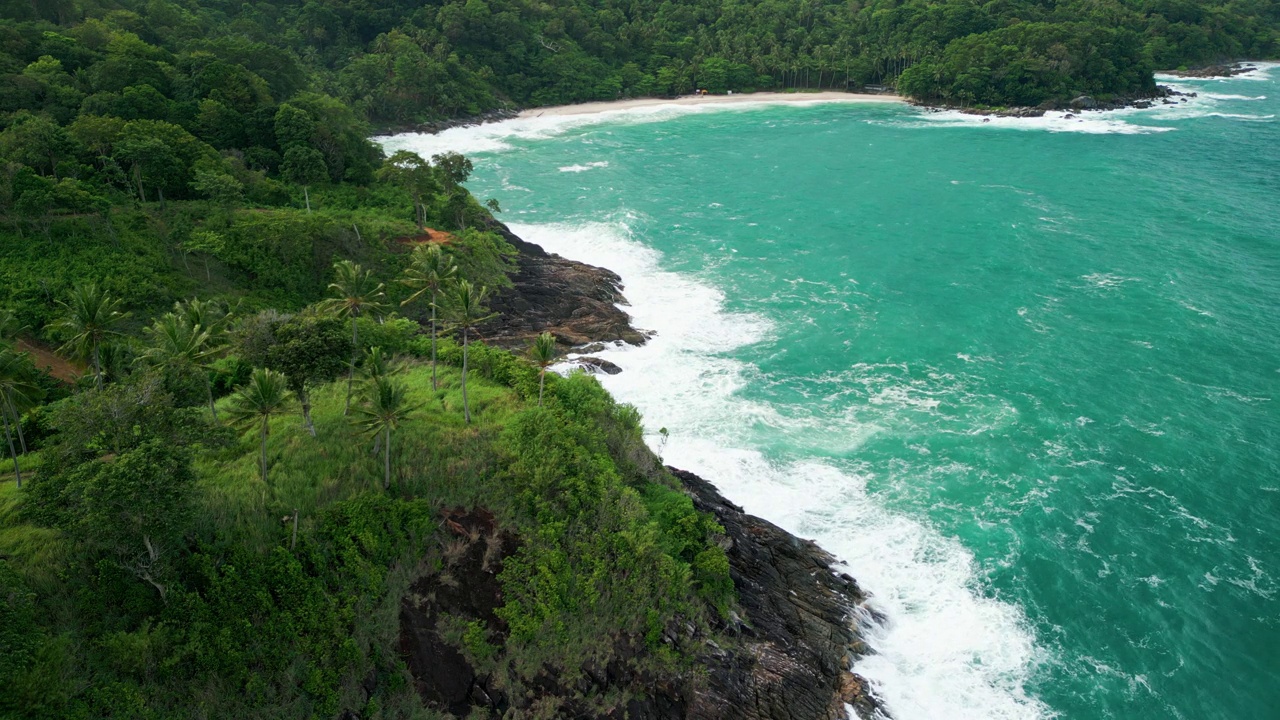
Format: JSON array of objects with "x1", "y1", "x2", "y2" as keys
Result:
[{"x1": 0, "y1": 0, "x2": 1276, "y2": 718}]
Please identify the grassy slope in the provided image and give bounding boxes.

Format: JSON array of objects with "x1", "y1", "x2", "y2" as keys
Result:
[{"x1": 197, "y1": 361, "x2": 519, "y2": 551}]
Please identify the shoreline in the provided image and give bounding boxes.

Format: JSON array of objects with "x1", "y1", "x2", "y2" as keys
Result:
[{"x1": 517, "y1": 91, "x2": 903, "y2": 118}]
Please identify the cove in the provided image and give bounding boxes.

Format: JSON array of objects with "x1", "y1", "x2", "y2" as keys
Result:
[{"x1": 382, "y1": 66, "x2": 1280, "y2": 719}]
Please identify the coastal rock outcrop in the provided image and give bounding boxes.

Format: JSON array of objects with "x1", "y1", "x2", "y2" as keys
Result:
[
  {"x1": 477, "y1": 221, "x2": 650, "y2": 350},
  {"x1": 573, "y1": 356, "x2": 624, "y2": 375},
  {"x1": 397, "y1": 469, "x2": 885, "y2": 719},
  {"x1": 1164, "y1": 63, "x2": 1256, "y2": 78},
  {"x1": 929, "y1": 84, "x2": 1193, "y2": 117},
  {"x1": 673, "y1": 468, "x2": 884, "y2": 720}
]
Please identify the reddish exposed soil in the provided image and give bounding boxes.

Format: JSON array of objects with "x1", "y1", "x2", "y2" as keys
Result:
[
  {"x1": 15, "y1": 338, "x2": 81, "y2": 384},
  {"x1": 394, "y1": 228, "x2": 455, "y2": 246}
]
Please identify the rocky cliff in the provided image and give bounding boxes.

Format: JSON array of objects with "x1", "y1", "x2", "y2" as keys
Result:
[
  {"x1": 477, "y1": 221, "x2": 650, "y2": 350},
  {"x1": 673, "y1": 469, "x2": 884, "y2": 720},
  {"x1": 396, "y1": 468, "x2": 885, "y2": 720}
]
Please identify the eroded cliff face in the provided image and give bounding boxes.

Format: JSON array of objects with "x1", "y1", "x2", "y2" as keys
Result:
[
  {"x1": 672, "y1": 469, "x2": 883, "y2": 720},
  {"x1": 397, "y1": 470, "x2": 885, "y2": 720}
]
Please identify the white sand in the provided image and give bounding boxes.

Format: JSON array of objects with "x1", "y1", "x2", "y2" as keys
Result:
[{"x1": 517, "y1": 92, "x2": 902, "y2": 118}]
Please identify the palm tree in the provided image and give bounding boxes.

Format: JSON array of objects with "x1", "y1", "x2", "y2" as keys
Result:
[
  {"x1": 442, "y1": 280, "x2": 496, "y2": 424},
  {"x1": 225, "y1": 368, "x2": 294, "y2": 484},
  {"x1": 172, "y1": 298, "x2": 235, "y2": 419},
  {"x1": 173, "y1": 297, "x2": 236, "y2": 336},
  {"x1": 359, "y1": 346, "x2": 405, "y2": 383},
  {"x1": 353, "y1": 375, "x2": 419, "y2": 488},
  {"x1": 527, "y1": 332, "x2": 557, "y2": 407},
  {"x1": 52, "y1": 283, "x2": 129, "y2": 390},
  {"x1": 0, "y1": 349, "x2": 42, "y2": 487},
  {"x1": 399, "y1": 244, "x2": 457, "y2": 391},
  {"x1": 317, "y1": 260, "x2": 388, "y2": 415},
  {"x1": 136, "y1": 313, "x2": 224, "y2": 419}
]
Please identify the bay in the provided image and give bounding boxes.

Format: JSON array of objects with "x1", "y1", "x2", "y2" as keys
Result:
[{"x1": 381, "y1": 65, "x2": 1280, "y2": 719}]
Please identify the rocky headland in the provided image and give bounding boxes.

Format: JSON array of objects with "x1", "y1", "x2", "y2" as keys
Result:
[
  {"x1": 477, "y1": 221, "x2": 651, "y2": 350},
  {"x1": 398, "y1": 225, "x2": 886, "y2": 719},
  {"x1": 917, "y1": 83, "x2": 1197, "y2": 118},
  {"x1": 1162, "y1": 62, "x2": 1258, "y2": 78}
]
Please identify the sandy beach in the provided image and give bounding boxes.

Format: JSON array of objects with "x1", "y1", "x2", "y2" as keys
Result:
[{"x1": 517, "y1": 91, "x2": 902, "y2": 118}]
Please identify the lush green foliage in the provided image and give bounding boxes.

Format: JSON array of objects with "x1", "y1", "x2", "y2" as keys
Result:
[
  {"x1": 0, "y1": 0, "x2": 1274, "y2": 152},
  {"x1": 2, "y1": 313, "x2": 733, "y2": 717}
]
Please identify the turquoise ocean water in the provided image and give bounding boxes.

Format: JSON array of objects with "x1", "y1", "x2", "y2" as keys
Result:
[{"x1": 382, "y1": 65, "x2": 1280, "y2": 719}]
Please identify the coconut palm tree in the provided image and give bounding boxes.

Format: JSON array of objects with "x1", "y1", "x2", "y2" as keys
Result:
[
  {"x1": 443, "y1": 280, "x2": 496, "y2": 424},
  {"x1": 399, "y1": 244, "x2": 457, "y2": 390},
  {"x1": 52, "y1": 283, "x2": 129, "y2": 390},
  {"x1": 317, "y1": 260, "x2": 388, "y2": 414},
  {"x1": 172, "y1": 298, "x2": 235, "y2": 419},
  {"x1": 173, "y1": 297, "x2": 236, "y2": 337},
  {"x1": 527, "y1": 332, "x2": 557, "y2": 407},
  {"x1": 0, "y1": 349, "x2": 42, "y2": 487},
  {"x1": 225, "y1": 368, "x2": 294, "y2": 484},
  {"x1": 359, "y1": 346, "x2": 405, "y2": 383},
  {"x1": 353, "y1": 375, "x2": 420, "y2": 488},
  {"x1": 136, "y1": 313, "x2": 223, "y2": 419}
]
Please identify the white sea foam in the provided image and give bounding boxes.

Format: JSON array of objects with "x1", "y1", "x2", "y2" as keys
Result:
[
  {"x1": 1201, "y1": 93, "x2": 1267, "y2": 101},
  {"x1": 558, "y1": 161, "x2": 610, "y2": 172},
  {"x1": 513, "y1": 218, "x2": 1052, "y2": 720},
  {"x1": 910, "y1": 108, "x2": 1173, "y2": 135}
]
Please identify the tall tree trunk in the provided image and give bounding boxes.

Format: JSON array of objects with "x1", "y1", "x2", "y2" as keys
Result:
[
  {"x1": 158, "y1": 186, "x2": 165, "y2": 211},
  {"x1": 7, "y1": 396, "x2": 27, "y2": 455},
  {"x1": 300, "y1": 386, "x2": 316, "y2": 437},
  {"x1": 344, "y1": 316, "x2": 359, "y2": 415},
  {"x1": 430, "y1": 296, "x2": 438, "y2": 390},
  {"x1": 304, "y1": 185, "x2": 311, "y2": 213},
  {"x1": 205, "y1": 376, "x2": 219, "y2": 421},
  {"x1": 260, "y1": 420, "x2": 269, "y2": 484},
  {"x1": 291, "y1": 509, "x2": 298, "y2": 550},
  {"x1": 462, "y1": 328, "x2": 471, "y2": 424},
  {"x1": 383, "y1": 426, "x2": 391, "y2": 488},
  {"x1": 2, "y1": 408, "x2": 20, "y2": 488},
  {"x1": 93, "y1": 340, "x2": 103, "y2": 390},
  {"x1": 538, "y1": 369, "x2": 545, "y2": 407}
]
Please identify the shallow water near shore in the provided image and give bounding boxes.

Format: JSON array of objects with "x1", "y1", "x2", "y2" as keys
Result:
[{"x1": 381, "y1": 67, "x2": 1280, "y2": 720}]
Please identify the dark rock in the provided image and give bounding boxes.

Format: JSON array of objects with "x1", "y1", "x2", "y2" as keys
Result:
[
  {"x1": 574, "y1": 356, "x2": 623, "y2": 375},
  {"x1": 396, "y1": 475, "x2": 888, "y2": 719},
  {"x1": 1070, "y1": 95, "x2": 1097, "y2": 110},
  {"x1": 1164, "y1": 63, "x2": 1257, "y2": 79},
  {"x1": 956, "y1": 105, "x2": 1044, "y2": 118},
  {"x1": 472, "y1": 220, "x2": 651, "y2": 350},
  {"x1": 673, "y1": 468, "x2": 886, "y2": 720},
  {"x1": 398, "y1": 508, "x2": 515, "y2": 717},
  {"x1": 1133, "y1": 101, "x2": 1152, "y2": 109}
]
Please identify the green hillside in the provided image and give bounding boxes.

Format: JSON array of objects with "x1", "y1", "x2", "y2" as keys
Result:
[{"x1": 2, "y1": 338, "x2": 733, "y2": 718}]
